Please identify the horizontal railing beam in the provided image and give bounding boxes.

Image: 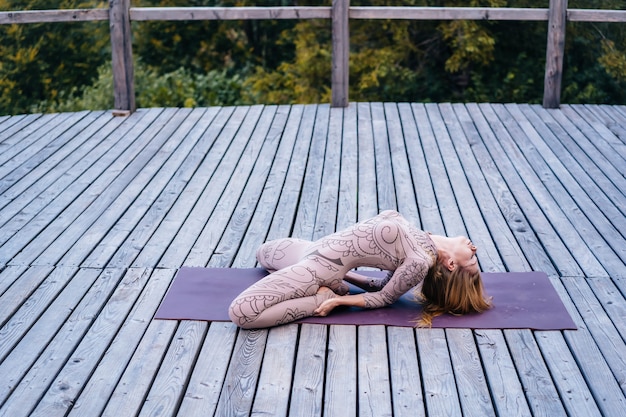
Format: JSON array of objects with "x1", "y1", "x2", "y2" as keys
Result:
[
  {"x1": 568, "y1": 9, "x2": 626, "y2": 23},
  {"x1": 0, "y1": 8, "x2": 109, "y2": 24},
  {"x1": 130, "y1": 7, "x2": 331, "y2": 21},
  {"x1": 350, "y1": 7, "x2": 549, "y2": 21},
  {"x1": 4, "y1": 7, "x2": 625, "y2": 24}
]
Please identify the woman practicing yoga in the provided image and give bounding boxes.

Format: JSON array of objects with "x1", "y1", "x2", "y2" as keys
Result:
[{"x1": 228, "y1": 210, "x2": 491, "y2": 328}]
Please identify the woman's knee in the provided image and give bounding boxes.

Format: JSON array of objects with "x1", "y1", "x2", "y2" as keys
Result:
[
  {"x1": 256, "y1": 238, "x2": 310, "y2": 271},
  {"x1": 228, "y1": 298, "x2": 258, "y2": 329}
]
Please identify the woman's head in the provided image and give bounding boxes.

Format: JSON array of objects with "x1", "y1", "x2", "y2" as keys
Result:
[{"x1": 416, "y1": 237, "x2": 491, "y2": 327}]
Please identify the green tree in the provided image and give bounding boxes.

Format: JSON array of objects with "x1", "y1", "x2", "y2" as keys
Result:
[{"x1": 0, "y1": 1, "x2": 110, "y2": 115}]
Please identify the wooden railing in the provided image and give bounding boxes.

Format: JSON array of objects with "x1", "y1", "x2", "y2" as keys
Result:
[{"x1": 1, "y1": 1, "x2": 625, "y2": 114}]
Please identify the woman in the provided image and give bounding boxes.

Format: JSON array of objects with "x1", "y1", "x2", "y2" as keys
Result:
[{"x1": 228, "y1": 210, "x2": 491, "y2": 329}]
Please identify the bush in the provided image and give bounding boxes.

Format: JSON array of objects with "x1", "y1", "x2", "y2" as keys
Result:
[{"x1": 34, "y1": 59, "x2": 246, "y2": 112}]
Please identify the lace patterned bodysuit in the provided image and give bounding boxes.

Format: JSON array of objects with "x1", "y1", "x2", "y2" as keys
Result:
[{"x1": 228, "y1": 210, "x2": 437, "y2": 329}]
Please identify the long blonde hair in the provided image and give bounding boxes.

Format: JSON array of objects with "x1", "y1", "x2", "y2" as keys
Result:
[{"x1": 415, "y1": 262, "x2": 492, "y2": 327}]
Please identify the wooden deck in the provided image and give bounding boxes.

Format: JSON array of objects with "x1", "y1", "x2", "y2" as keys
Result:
[{"x1": 0, "y1": 102, "x2": 624, "y2": 417}]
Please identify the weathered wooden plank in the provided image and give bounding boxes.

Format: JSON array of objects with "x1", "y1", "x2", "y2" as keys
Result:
[
  {"x1": 123, "y1": 106, "x2": 235, "y2": 268},
  {"x1": 430, "y1": 104, "x2": 502, "y2": 417},
  {"x1": 387, "y1": 326, "x2": 425, "y2": 417},
  {"x1": 535, "y1": 106, "x2": 626, "y2": 219},
  {"x1": 248, "y1": 324, "x2": 299, "y2": 416},
  {"x1": 0, "y1": 114, "x2": 33, "y2": 138},
  {"x1": 0, "y1": 113, "x2": 46, "y2": 142},
  {"x1": 477, "y1": 103, "x2": 616, "y2": 415},
  {"x1": 0, "y1": 109, "x2": 154, "y2": 249},
  {"x1": 175, "y1": 322, "x2": 239, "y2": 416},
  {"x1": 215, "y1": 328, "x2": 269, "y2": 416},
  {"x1": 324, "y1": 325, "x2": 357, "y2": 417},
  {"x1": 568, "y1": 8, "x2": 626, "y2": 22},
  {"x1": 27, "y1": 109, "x2": 192, "y2": 267},
  {"x1": 543, "y1": 0, "x2": 567, "y2": 108},
  {"x1": 455, "y1": 104, "x2": 558, "y2": 273},
  {"x1": 0, "y1": 112, "x2": 74, "y2": 172},
  {"x1": 488, "y1": 104, "x2": 608, "y2": 277},
  {"x1": 0, "y1": 111, "x2": 118, "y2": 209},
  {"x1": 350, "y1": 6, "x2": 549, "y2": 21},
  {"x1": 331, "y1": 0, "x2": 349, "y2": 107},
  {"x1": 442, "y1": 103, "x2": 526, "y2": 270},
  {"x1": 447, "y1": 329, "x2": 496, "y2": 417},
  {"x1": 288, "y1": 324, "x2": 327, "y2": 416},
  {"x1": 447, "y1": 104, "x2": 562, "y2": 417},
  {"x1": 101, "y1": 319, "x2": 178, "y2": 417},
  {"x1": 292, "y1": 104, "x2": 330, "y2": 239},
  {"x1": 0, "y1": 111, "x2": 104, "y2": 195},
  {"x1": 399, "y1": 103, "x2": 442, "y2": 231},
  {"x1": 415, "y1": 329, "x2": 463, "y2": 416},
  {"x1": 502, "y1": 329, "x2": 568, "y2": 417},
  {"x1": 155, "y1": 106, "x2": 257, "y2": 267},
  {"x1": 356, "y1": 103, "x2": 378, "y2": 220},
  {"x1": 562, "y1": 277, "x2": 626, "y2": 395},
  {"x1": 357, "y1": 326, "x2": 392, "y2": 417},
  {"x1": 3, "y1": 110, "x2": 163, "y2": 262},
  {"x1": 575, "y1": 105, "x2": 626, "y2": 154},
  {"x1": 0, "y1": 8, "x2": 109, "y2": 24},
  {"x1": 67, "y1": 268, "x2": 176, "y2": 417},
  {"x1": 57, "y1": 107, "x2": 209, "y2": 267},
  {"x1": 563, "y1": 104, "x2": 626, "y2": 166},
  {"x1": 524, "y1": 104, "x2": 626, "y2": 235},
  {"x1": 539, "y1": 277, "x2": 624, "y2": 417},
  {"x1": 313, "y1": 106, "x2": 343, "y2": 238},
  {"x1": 586, "y1": 277, "x2": 626, "y2": 341},
  {"x1": 184, "y1": 105, "x2": 276, "y2": 266},
  {"x1": 204, "y1": 105, "x2": 285, "y2": 259},
  {"x1": 130, "y1": 6, "x2": 332, "y2": 21},
  {"x1": 249, "y1": 104, "x2": 315, "y2": 245},
  {"x1": 513, "y1": 104, "x2": 626, "y2": 272},
  {"x1": 0, "y1": 108, "x2": 168, "y2": 265},
  {"x1": 27, "y1": 268, "x2": 155, "y2": 417},
  {"x1": 0, "y1": 268, "x2": 126, "y2": 414},
  {"x1": 186, "y1": 107, "x2": 296, "y2": 416},
  {"x1": 0, "y1": 267, "x2": 84, "y2": 364},
  {"x1": 0, "y1": 264, "x2": 29, "y2": 298},
  {"x1": 370, "y1": 102, "x2": 396, "y2": 211},
  {"x1": 232, "y1": 106, "x2": 314, "y2": 416},
  {"x1": 82, "y1": 107, "x2": 220, "y2": 268},
  {"x1": 0, "y1": 266, "x2": 55, "y2": 326},
  {"x1": 136, "y1": 320, "x2": 209, "y2": 417},
  {"x1": 230, "y1": 105, "x2": 303, "y2": 266},
  {"x1": 412, "y1": 104, "x2": 457, "y2": 234},
  {"x1": 474, "y1": 330, "x2": 538, "y2": 417},
  {"x1": 336, "y1": 103, "x2": 358, "y2": 229},
  {"x1": 384, "y1": 103, "x2": 419, "y2": 223},
  {"x1": 110, "y1": 0, "x2": 135, "y2": 112}
]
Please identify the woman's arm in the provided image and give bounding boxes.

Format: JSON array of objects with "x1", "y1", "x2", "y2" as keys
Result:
[
  {"x1": 314, "y1": 294, "x2": 365, "y2": 316},
  {"x1": 343, "y1": 271, "x2": 391, "y2": 292}
]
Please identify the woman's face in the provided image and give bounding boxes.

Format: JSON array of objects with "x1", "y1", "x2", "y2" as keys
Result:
[{"x1": 448, "y1": 236, "x2": 479, "y2": 272}]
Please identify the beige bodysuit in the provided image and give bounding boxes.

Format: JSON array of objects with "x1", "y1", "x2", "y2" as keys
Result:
[{"x1": 228, "y1": 210, "x2": 437, "y2": 328}]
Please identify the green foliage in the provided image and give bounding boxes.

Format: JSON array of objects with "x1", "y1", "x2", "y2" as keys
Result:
[
  {"x1": 1, "y1": 0, "x2": 626, "y2": 114},
  {"x1": 34, "y1": 59, "x2": 245, "y2": 112},
  {"x1": 0, "y1": 1, "x2": 110, "y2": 115}
]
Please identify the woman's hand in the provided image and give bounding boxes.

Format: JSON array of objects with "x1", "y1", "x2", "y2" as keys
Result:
[
  {"x1": 314, "y1": 293, "x2": 366, "y2": 316},
  {"x1": 314, "y1": 297, "x2": 340, "y2": 316}
]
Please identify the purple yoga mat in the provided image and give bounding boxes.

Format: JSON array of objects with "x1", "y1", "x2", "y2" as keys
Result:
[{"x1": 154, "y1": 267, "x2": 577, "y2": 330}]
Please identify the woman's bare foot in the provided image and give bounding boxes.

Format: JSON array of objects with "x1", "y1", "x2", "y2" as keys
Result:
[{"x1": 316, "y1": 286, "x2": 339, "y2": 299}]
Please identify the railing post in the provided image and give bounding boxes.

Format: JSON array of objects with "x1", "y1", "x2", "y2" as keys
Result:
[
  {"x1": 543, "y1": 0, "x2": 567, "y2": 108},
  {"x1": 332, "y1": 0, "x2": 349, "y2": 107},
  {"x1": 110, "y1": 0, "x2": 136, "y2": 114}
]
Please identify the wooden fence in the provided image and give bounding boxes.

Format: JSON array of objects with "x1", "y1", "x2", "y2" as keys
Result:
[{"x1": 1, "y1": 0, "x2": 626, "y2": 114}]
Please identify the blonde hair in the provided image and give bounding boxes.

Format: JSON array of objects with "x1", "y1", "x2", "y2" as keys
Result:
[{"x1": 415, "y1": 262, "x2": 492, "y2": 327}]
